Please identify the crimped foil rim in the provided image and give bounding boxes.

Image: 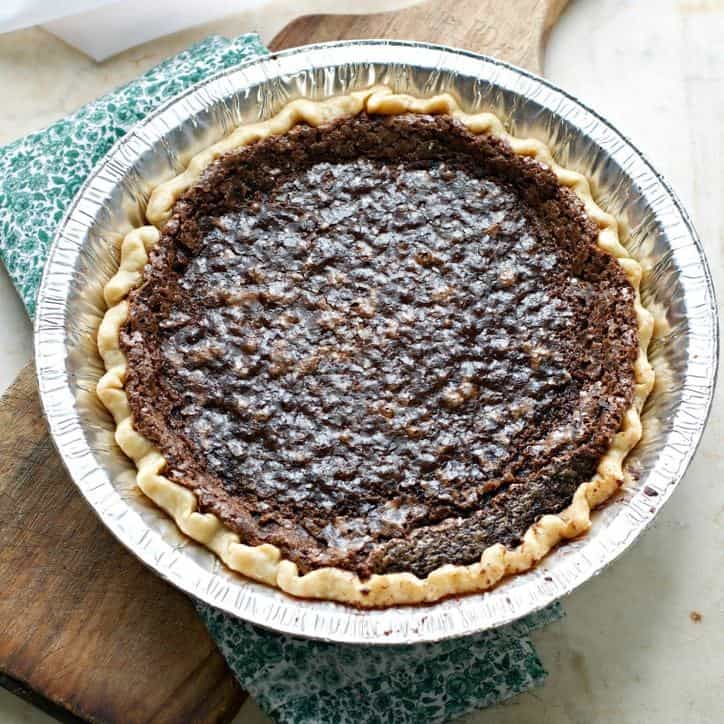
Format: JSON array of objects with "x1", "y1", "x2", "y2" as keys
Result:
[{"x1": 35, "y1": 40, "x2": 718, "y2": 644}]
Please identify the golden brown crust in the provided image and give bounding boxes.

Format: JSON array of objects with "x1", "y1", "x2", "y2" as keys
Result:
[{"x1": 97, "y1": 86, "x2": 655, "y2": 607}]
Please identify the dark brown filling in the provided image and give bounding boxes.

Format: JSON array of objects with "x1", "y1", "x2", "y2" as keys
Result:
[{"x1": 122, "y1": 113, "x2": 638, "y2": 579}]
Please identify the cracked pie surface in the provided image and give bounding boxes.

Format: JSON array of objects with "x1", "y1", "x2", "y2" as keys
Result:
[{"x1": 97, "y1": 87, "x2": 654, "y2": 606}]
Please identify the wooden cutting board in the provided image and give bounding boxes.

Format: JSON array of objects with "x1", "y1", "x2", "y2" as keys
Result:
[{"x1": 0, "y1": 2, "x2": 567, "y2": 721}]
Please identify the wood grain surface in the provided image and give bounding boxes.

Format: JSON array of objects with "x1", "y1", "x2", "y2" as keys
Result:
[
  {"x1": 270, "y1": 0, "x2": 567, "y2": 72},
  {"x1": 0, "y1": 364, "x2": 245, "y2": 723},
  {"x1": 0, "y1": 1, "x2": 567, "y2": 721}
]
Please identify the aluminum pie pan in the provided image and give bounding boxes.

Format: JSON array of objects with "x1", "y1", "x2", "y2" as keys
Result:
[{"x1": 34, "y1": 40, "x2": 718, "y2": 645}]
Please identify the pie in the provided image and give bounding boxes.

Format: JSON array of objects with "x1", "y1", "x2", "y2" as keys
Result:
[{"x1": 97, "y1": 86, "x2": 654, "y2": 607}]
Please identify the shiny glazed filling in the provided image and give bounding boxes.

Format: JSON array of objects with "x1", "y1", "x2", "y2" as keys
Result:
[{"x1": 122, "y1": 114, "x2": 638, "y2": 578}]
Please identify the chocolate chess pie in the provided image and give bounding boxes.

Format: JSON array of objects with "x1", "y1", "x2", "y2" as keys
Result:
[{"x1": 97, "y1": 87, "x2": 654, "y2": 606}]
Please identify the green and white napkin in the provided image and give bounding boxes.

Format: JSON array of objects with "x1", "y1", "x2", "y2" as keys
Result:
[{"x1": 0, "y1": 33, "x2": 563, "y2": 723}]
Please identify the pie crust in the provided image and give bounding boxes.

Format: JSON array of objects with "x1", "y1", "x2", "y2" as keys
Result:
[{"x1": 97, "y1": 86, "x2": 655, "y2": 607}]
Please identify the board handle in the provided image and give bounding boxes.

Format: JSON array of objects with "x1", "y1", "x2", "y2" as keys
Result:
[{"x1": 270, "y1": 0, "x2": 569, "y2": 74}]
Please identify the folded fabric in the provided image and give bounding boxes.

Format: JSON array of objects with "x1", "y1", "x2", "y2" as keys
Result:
[
  {"x1": 0, "y1": 33, "x2": 563, "y2": 724},
  {"x1": 0, "y1": 34, "x2": 266, "y2": 316},
  {"x1": 198, "y1": 602, "x2": 562, "y2": 724}
]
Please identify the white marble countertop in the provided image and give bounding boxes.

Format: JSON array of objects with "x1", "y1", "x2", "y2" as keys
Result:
[{"x1": 1, "y1": 0, "x2": 721, "y2": 722}]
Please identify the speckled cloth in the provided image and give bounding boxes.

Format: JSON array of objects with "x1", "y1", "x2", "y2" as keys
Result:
[{"x1": 0, "y1": 34, "x2": 563, "y2": 723}]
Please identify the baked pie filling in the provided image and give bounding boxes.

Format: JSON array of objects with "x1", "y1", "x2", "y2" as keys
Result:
[{"x1": 98, "y1": 89, "x2": 654, "y2": 606}]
